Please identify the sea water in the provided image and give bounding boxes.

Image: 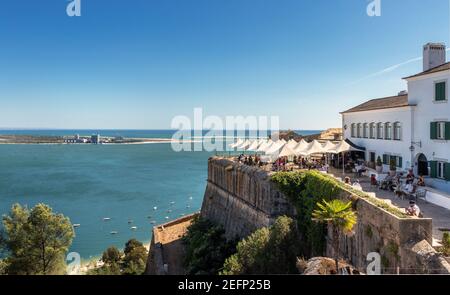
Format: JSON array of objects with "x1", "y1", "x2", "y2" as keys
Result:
[{"x1": 0, "y1": 130, "x2": 320, "y2": 259}]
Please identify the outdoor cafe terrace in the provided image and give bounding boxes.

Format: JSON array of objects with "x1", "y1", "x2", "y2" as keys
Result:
[{"x1": 222, "y1": 138, "x2": 450, "y2": 244}]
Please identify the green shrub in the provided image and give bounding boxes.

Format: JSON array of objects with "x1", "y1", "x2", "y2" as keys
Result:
[
  {"x1": 182, "y1": 217, "x2": 237, "y2": 275},
  {"x1": 271, "y1": 171, "x2": 340, "y2": 256},
  {"x1": 221, "y1": 216, "x2": 300, "y2": 275},
  {"x1": 87, "y1": 239, "x2": 148, "y2": 275},
  {"x1": 271, "y1": 170, "x2": 409, "y2": 258},
  {"x1": 376, "y1": 156, "x2": 383, "y2": 167},
  {"x1": 389, "y1": 158, "x2": 397, "y2": 171},
  {"x1": 441, "y1": 232, "x2": 450, "y2": 256}
]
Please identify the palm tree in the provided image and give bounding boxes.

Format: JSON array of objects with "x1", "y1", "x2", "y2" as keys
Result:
[{"x1": 312, "y1": 199, "x2": 357, "y2": 274}]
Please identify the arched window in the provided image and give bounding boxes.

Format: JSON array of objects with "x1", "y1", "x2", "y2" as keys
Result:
[
  {"x1": 377, "y1": 123, "x2": 384, "y2": 139},
  {"x1": 385, "y1": 122, "x2": 392, "y2": 140},
  {"x1": 369, "y1": 123, "x2": 376, "y2": 139},
  {"x1": 393, "y1": 122, "x2": 402, "y2": 140},
  {"x1": 363, "y1": 123, "x2": 369, "y2": 138},
  {"x1": 351, "y1": 123, "x2": 356, "y2": 137},
  {"x1": 357, "y1": 123, "x2": 363, "y2": 138}
]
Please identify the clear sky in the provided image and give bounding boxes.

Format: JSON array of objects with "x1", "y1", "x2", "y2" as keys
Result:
[{"x1": 1, "y1": 0, "x2": 449, "y2": 130}]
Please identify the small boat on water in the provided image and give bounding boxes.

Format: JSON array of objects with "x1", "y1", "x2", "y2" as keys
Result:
[
  {"x1": 147, "y1": 215, "x2": 152, "y2": 219},
  {"x1": 73, "y1": 224, "x2": 81, "y2": 228},
  {"x1": 150, "y1": 221, "x2": 156, "y2": 224},
  {"x1": 153, "y1": 206, "x2": 157, "y2": 210},
  {"x1": 189, "y1": 196, "x2": 193, "y2": 200},
  {"x1": 165, "y1": 216, "x2": 169, "y2": 219},
  {"x1": 170, "y1": 201, "x2": 175, "y2": 205},
  {"x1": 128, "y1": 219, "x2": 133, "y2": 224},
  {"x1": 110, "y1": 231, "x2": 118, "y2": 235},
  {"x1": 130, "y1": 226, "x2": 137, "y2": 230},
  {"x1": 186, "y1": 205, "x2": 190, "y2": 208},
  {"x1": 103, "y1": 217, "x2": 111, "y2": 221},
  {"x1": 167, "y1": 209, "x2": 172, "y2": 213}
]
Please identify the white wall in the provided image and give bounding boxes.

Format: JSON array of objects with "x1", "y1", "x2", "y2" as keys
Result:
[
  {"x1": 407, "y1": 70, "x2": 450, "y2": 163},
  {"x1": 407, "y1": 70, "x2": 450, "y2": 193},
  {"x1": 342, "y1": 106, "x2": 413, "y2": 171}
]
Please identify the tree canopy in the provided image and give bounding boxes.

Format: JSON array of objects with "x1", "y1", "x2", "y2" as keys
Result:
[
  {"x1": 0, "y1": 203, "x2": 74, "y2": 275},
  {"x1": 221, "y1": 216, "x2": 300, "y2": 275}
]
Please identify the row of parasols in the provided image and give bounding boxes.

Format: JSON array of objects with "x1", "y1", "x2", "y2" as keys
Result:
[{"x1": 229, "y1": 138, "x2": 362, "y2": 160}]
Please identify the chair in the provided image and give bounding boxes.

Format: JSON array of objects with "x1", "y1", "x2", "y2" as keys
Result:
[{"x1": 410, "y1": 189, "x2": 427, "y2": 203}]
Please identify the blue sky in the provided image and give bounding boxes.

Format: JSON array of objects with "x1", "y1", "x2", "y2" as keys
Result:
[{"x1": 0, "y1": 0, "x2": 449, "y2": 129}]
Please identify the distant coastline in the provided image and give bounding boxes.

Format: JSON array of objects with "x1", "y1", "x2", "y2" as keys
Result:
[{"x1": 0, "y1": 134, "x2": 177, "y2": 145}]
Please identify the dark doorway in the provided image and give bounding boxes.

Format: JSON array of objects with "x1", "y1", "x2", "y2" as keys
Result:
[{"x1": 417, "y1": 153, "x2": 428, "y2": 176}]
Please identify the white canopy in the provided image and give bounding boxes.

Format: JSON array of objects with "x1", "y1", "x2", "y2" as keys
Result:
[
  {"x1": 258, "y1": 140, "x2": 274, "y2": 152},
  {"x1": 246, "y1": 139, "x2": 261, "y2": 151},
  {"x1": 265, "y1": 141, "x2": 286, "y2": 155},
  {"x1": 322, "y1": 141, "x2": 338, "y2": 153},
  {"x1": 304, "y1": 140, "x2": 327, "y2": 156},
  {"x1": 332, "y1": 140, "x2": 352, "y2": 154},
  {"x1": 278, "y1": 145, "x2": 297, "y2": 157},
  {"x1": 229, "y1": 139, "x2": 243, "y2": 148},
  {"x1": 286, "y1": 139, "x2": 298, "y2": 149},
  {"x1": 294, "y1": 140, "x2": 312, "y2": 156},
  {"x1": 237, "y1": 139, "x2": 252, "y2": 150}
]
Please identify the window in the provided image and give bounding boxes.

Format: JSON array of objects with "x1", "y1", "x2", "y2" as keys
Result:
[
  {"x1": 385, "y1": 122, "x2": 392, "y2": 140},
  {"x1": 377, "y1": 123, "x2": 384, "y2": 139},
  {"x1": 438, "y1": 162, "x2": 445, "y2": 178},
  {"x1": 351, "y1": 123, "x2": 356, "y2": 137},
  {"x1": 357, "y1": 123, "x2": 362, "y2": 138},
  {"x1": 363, "y1": 123, "x2": 369, "y2": 138},
  {"x1": 393, "y1": 122, "x2": 402, "y2": 140},
  {"x1": 369, "y1": 123, "x2": 376, "y2": 139},
  {"x1": 383, "y1": 154, "x2": 403, "y2": 168},
  {"x1": 430, "y1": 161, "x2": 450, "y2": 180},
  {"x1": 435, "y1": 81, "x2": 447, "y2": 101},
  {"x1": 431, "y1": 121, "x2": 449, "y2": 140},
  {"x1": 438, "y1": 122, "x2": 445, "y2": 139}
]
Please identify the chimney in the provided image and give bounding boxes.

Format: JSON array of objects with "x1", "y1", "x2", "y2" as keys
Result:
[{"x1": 423, "y1": 43, "x2": 446, "y2": 71}]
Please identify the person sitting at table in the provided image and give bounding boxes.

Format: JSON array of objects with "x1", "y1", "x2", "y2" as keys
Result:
[
  {"x1": 417, "y1": 174, "x2": 425, "y2": 186},
  {"x1": 344, "y1": 176, "x2": 351, "y2": 185},
  {"x1": 352, "y1": 180, "x2": 362, "y2": 191},
  {"x1": 406, "y1": 169, "x2": 415, "y2": 184},
  {"x1": 379, "y1": 175, "x2": 393, "y2": 190},
  {"x1": 406, "y1": 200, "x2": 420, "y2": 217},
  {"x1": 357, "y1": 162, "x2": 367, "y2": 177},
  {"x1": 370, "y1": 174, "x2": 378, "y2": 186}
]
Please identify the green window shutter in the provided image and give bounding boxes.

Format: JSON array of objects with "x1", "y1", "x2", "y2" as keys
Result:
[
  {"x1": 445, "y1": 163, "x2": 450, "y2": 181},
  {"x1": 436, "y1": 82, "x2": 446, "y2": 101},
  {"x1": 398, "y1": 157, "x2": 403, "y2": 168},
  {"x1": 383, "y1": 154, "x2": 387, "y2": 165},
  {"x1": 431, "y1": 122, "x2": 438, "y2": 139},
  {"x1": 430, "y1": 161, "x2": 438, "y2": 178},
  {"x1": 446, "y1": 122, "x2": 450, "y2": 140}
]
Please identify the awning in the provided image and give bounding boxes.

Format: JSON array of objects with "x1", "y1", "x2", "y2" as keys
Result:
[{"x1": 345, "y1": 139, "x2": 366, "y2": 151}]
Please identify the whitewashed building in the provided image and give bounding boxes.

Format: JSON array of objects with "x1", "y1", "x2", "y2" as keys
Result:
[{"x1": 342, "y1": 43, "x2": 450, "y2": 194}]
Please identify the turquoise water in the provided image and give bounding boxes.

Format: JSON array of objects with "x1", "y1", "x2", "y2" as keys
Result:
[{"x1": 0, "y1": 130, "x2": 320, "y2": 260}]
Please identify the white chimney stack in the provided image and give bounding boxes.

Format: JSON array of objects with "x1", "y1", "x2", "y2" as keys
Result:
[{"x1": 423, "y1": 43, "x2": 446, "y2": 71}]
